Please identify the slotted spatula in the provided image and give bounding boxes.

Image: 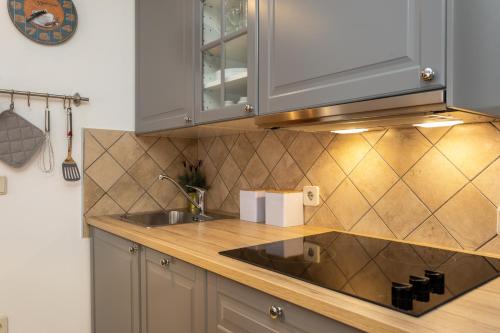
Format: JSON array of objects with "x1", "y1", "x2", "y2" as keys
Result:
[{"x1": 62, "y1": 101, "x2": 81, "y2": 181}]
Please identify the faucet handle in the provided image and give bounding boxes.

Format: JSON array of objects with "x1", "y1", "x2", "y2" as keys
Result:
[{"x1": 186, "y1": 185, "x2": 207, "y2": 193}]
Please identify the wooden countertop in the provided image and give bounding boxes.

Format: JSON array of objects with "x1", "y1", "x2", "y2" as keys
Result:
[{"x1": 87, "y1": 216, "x2": 500, "y2": 333}]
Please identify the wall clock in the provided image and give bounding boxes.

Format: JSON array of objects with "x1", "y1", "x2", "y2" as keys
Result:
[{"x1": 7, "y1": 0, "x2": 78, "y2": 45}]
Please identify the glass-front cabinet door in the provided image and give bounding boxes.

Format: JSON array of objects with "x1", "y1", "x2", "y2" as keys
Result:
[{"x1": 195, "y1": 0, "x2": 257, "y2": 124}]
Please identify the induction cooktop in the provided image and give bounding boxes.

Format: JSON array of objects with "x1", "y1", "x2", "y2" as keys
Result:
[{"x1": 220, "y1": 231, "x2": 500, "y2": 317}]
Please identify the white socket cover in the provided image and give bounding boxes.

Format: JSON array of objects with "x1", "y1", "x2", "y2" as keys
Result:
[
  {"x1": 303, "y1": 186, "x2": 320, "y2": 206},
  {"x1": 0, "y1": 315, "x2": 7, "y2": 333}
]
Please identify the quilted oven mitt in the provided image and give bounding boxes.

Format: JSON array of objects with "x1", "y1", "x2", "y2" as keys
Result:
[{"x1": 0, "y1": 108, "x2": 45, "y2": 168}]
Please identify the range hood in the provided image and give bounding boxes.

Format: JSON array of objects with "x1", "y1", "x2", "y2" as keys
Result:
[{"x1": 254, "y1": 90, "x2": 495, "y2": 133}]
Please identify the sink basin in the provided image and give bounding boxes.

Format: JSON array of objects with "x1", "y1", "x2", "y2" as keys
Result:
[{"x1": 119, "y1": 209, "x2": 233, "y2": 228}]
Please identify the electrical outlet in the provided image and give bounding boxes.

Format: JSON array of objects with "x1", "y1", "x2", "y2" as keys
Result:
[
  {"x1": 303, "y1": 186, "x2": 320, "y2": 206},
  {"x1": 0, "y1": 315, "x2": 8, "y2": 333},
  {"x1": 0, "y1": 176, "x2": 6, "y2": 195}
]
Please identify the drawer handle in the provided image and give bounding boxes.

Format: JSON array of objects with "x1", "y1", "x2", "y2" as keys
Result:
[
  {"x1": 160, "y1": 258, "x2": 171, "y2": 267},
  {"x1": 269, "y1": 305, "x2": 283, "y2": 320},
  {"x1": 128, "y1": 246, "x2": 138, "y2": 254}
]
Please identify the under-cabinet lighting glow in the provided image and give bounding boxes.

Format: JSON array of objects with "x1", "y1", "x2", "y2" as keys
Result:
[
  {"x1": 331, "y1": 128, "x2": 368, "y2": 134},
  {"x1": 413, "y1": 120, "x2": 464, "y2": 128}
]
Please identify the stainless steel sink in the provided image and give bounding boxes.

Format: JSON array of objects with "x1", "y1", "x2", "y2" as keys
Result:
[{"x1": 118, "y1": 209, "x2": 233, "y2": 228}]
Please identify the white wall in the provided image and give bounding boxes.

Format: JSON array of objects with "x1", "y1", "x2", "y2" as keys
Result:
[{"x1": 0, "y1": 1, "x2": 135, "y2": 332}]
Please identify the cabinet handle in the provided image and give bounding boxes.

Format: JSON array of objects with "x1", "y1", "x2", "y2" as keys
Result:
[
  {"x1": 420, "y1": 67, "x2": 435, "y2": 81},
  {"x1": 244, "y1": 104, "x2": 254, "y2": 113},
  {"x1": 128, "y1": 245, "x2": 138, "y2": 254},
  {"x1": 269, "y1": 305, "x2": 283, "y2": 320},
  {"x1": 184, "y1": 115, "x2": 192, "y2": 123},
  {"x1": 160, "y1": 258, "x2": 171, "y2": 267}
]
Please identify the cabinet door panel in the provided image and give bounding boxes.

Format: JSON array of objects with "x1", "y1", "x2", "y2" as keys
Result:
[
  {"x1": 141, "y1": 248, "x2": 206, "y2": 333},
  {"x1": 259, "y1": 0, "x2": 446, "y2": 115},
  {"x1": 91, "y1": 228, "x2": 140, "y2": 333},
  {"x1": 136, "y1": 0, "x2": 194, "y2": 133}
]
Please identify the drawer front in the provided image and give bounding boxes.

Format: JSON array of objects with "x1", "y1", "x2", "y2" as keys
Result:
[
  {"x1": 145, "y1": 247, "x2": 197, "y2": 281},
  {"x1": 208, "y1": 274, "x2": 361, "y2": 333}
]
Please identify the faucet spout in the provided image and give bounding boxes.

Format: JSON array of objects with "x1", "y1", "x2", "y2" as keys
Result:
[{"x1": 158, "y1": 174, "x2": 206, "y2": 215}]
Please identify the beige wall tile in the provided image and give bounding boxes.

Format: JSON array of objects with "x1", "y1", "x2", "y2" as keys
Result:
[
  {"x1": 374, "y1": 181, "x2": 431, "y2": 239},
  {"x1": 308, "y1": 204, "x2": 343, "y2": 230},
  {"x1": 314, "y1": 132, "x2": 335, "y2": 148},
  {"x1": 221, "y1": 134, "x2": 239, "y2": 151},
  {"x1": 350, "y1": 150, "x2": 398, "y2": 205},
  {"x1": 202, "y1": 156, "x2": 218, "y2": 186},
  {"x1": 86, "y1": 153, "x2": 125, "y2": 191},
  {"x1": 416, "y1": 127, "x2": 450, "y2": 144},
  {"x1": 83, "y1": 131, "x2": 104, "y2": 170},
  {"x1": 374, "y1": 128, "x2": 431, "y2": 176},
  {"x1": 326, "y1": 134, "x2": 371, "y2": 174},
  {"x1": 229, "y1": 175, "x2": 250, "y2": 207},
  {"x1": 133, "y1": 135, "x2": 158, "y2": 151},
  {"x1": 362, "y1": 130, "x2": 387, "y2": 146},
  {"x1": 306, "y1": 151, "x2": 345, "y2": 200},
  {"x1": 220, "y1": 195, "x2": 239, "y2": 214},
  {"x1": 128, "y1": 154, "x2": 162, "y2": 190},
  {"x1": 230, "y1": 134, "x2": 255, "y2": 171},
  {"x1": 435, "y1": 184, "x2": 497, "y2": 250},
  {"x1": 245, "y1": 131, "x2": 267, "y2": 150},
  {"x1": 148, "y1": 138, "x2": 180, "y2": 169},
  {"x1": 493, "y1": 121, "x2": 500, "y2": 130},
  {"x1": 220, "y1": 155, "x2": 241, "y2": 189},
  {"x1": 148, "y1": 179, "x2": 180, "y2": 209},
  {"x1": 129, "y1": 193, "x2": 161, "y2": 214},
  {"x1": 257, "y1": 132, "x2": 285, "y2": 170},
  {"x1": 436, "y1": 123, "x2": 500, "y2": 179},
  {"x1": 403, "y1": 148, "x2": 468, "y2": 211},
  {"x1": 208, "y1": 137, "x2": 229, "y2": 169},
  {"x1": 88, "y1": 129, "x2": 124, "y2": 149},
  {"x1": 473, "y1": 158, "x2": 500, "y2": 206},
  {"x1": 200, "y1": 136, "x2": 215, "y2": 152},
  {"x1": 167, "y1": 192, "x2": 188, "y2": 210},
  {"x1": 108, "y1": 133, "x2": 144, "y2": 170},
  {"x1": 352, "y1": 210, "x2": 394, "y2": 257},
  {"x1": 108, "y1": 174, "x2": 145, "y2": 211},
  {"x1": 207, "y1": 175, "x2": 229, "y2": 209},
  {"x1": 243, "y1": 154, "x2": 269, "y2": 188},
  {"x1": 261, "y1": 175, "x2": 278, "y2": 190},
  {"x1": 326, "y1": 179, "x2": 370, "y2": 230},
  {"x1": 271, "y1": 152, "x2": 303, "y2": 189},
  {"x1": 288, "y1": 132, "x2": 324, "y2": 173},
  {"x1": 83, "y1": 176, "x2": 105, "y2": 213},
  {"x1": 276, "y1": 130, "x2": 298, "y2": 148},
  {"x1": 86, "y1": 194, "x2": 124, "y2": 217}
]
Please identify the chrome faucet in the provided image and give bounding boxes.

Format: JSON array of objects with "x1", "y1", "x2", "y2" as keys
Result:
[{"x1": 158, "y1": 174, "x2": 207, "y2": 216}]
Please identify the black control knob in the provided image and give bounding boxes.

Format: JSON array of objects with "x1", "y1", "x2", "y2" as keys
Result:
[
  {"x1": 391, "y1": 282, "x2": 413, "y2": 311},
  {"x1": 409, "y1": 275, "x2": 431, "y2": 302},
  {"x1": 425, "y1": 270, "x2": 445, "y2": 295}
]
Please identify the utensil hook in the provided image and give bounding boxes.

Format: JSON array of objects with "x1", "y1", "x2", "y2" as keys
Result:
[
  {"x1": 9, "y1": 90, "x2": 14, "y2": 110},
  {"x1": 45, "y1": 94, "x2": 49, "y2": 110},
  {"x1": 27, "y1": 91, "x2": 31, "y2": 107}
]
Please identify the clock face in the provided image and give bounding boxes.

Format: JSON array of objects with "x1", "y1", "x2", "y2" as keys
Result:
[{"x1": 8, "y1": 0, "x2": 78, "y2": 45}]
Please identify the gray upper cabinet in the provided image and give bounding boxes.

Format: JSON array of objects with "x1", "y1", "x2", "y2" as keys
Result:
[
  {"x1": 194, "y1": 0, "x2": 258, "y2": 124},
  {"x1": 136, "y1": 0, "x2": 195, "y2": 133},
  {"x1": 259, "y1": 0, "x2": 446, "y2": 115},
  {"x1": 207, "y1": 273, "x2": 361, "y2": 333},
  {"x1": 91, "y1": 228, "x2": 141, "y2": 333},
  {"x1": 141, "y1": 248, "x2": 207, "y2": 333}
]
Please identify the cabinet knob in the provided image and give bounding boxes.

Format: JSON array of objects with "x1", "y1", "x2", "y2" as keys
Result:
[
  {"x1": 128, "y1": 245, "x2": 138, "y2": 254},
  {"x1": 269, "y1": 305, "x2": 283, "y2": 320},
  {"x1": 184, "y1": 115, "x2": 192, "y2": 123},
  {"x1": 244, "y1": 104, "x2": 254, "y2": 113},
  {"x1": 420, "y1": 67, "x2": 435, "y2": 81},
  {"x1": 160, "y1": 258, "x2": 171, "y2": 267}
]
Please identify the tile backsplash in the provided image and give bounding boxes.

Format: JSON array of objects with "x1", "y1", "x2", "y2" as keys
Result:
[{"x1": 83, "y1": 122, "x2": 500, "y2": 257}]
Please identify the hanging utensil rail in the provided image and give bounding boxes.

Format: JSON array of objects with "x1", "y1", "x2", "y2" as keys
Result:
[{"x1": 0, "y1": 89, "x2": 89, "y2": 106}]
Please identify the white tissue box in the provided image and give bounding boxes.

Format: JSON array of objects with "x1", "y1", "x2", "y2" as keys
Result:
[
  {"x1": 240, "y1": 189, "x2": 266, "y2": 222},
  {"x1": 265, "y1": 190, "x2": 304, "y2": 227}
]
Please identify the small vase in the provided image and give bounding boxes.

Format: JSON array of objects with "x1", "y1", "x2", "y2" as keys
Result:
[{"x1": 189, "y1": 192, "x2": 199, "y2": 215}]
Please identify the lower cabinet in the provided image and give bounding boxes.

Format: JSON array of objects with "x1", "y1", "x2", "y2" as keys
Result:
[
  {"x1": 207, "y1": 273, "x2": 361, "y2": 333},
  {"x1": 141, "y1": 247, "x2": 206, "y2": 333},
  {"x1": 91, "y1": 228, "x2": 141, "y2": 333},
  {"x1": 91, "y1": 228, "x2": 360, "y2": 333}
]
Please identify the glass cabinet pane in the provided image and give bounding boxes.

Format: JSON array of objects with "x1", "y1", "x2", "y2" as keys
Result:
[
  {"x1": 203, "y1": 45, "x2": 222, "y2": 111},
  {"x1": 203, "y1": 0, "x2": 221, "y2": 45},
  {"x1": 224, "y1": 35, "x2": 248, "y2": 105},
  {"x1": 224, "y1": 0, "x2": 247, "y2": 35}
]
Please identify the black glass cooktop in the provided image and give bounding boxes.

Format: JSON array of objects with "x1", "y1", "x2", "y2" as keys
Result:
[{"x1": 220, "y1": 232, "x2": 500, "y2": 316}]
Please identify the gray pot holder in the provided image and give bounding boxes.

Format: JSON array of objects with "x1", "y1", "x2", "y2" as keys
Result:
[{"x1": 0, "y1": 108, "x2": 45, "y2": 168}]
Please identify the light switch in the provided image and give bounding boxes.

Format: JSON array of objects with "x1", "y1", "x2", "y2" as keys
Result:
[
  {"x1": 0, "y1": 315, "x2": 8, "y2": 333},
  {"x1": 0, "y1": 177, "x2": 6, "y2": 195}
]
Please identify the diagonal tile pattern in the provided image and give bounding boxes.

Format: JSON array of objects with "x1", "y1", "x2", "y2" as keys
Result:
[{"x1": 84, "y1": 122, "x2": 500, "y2": 257}]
